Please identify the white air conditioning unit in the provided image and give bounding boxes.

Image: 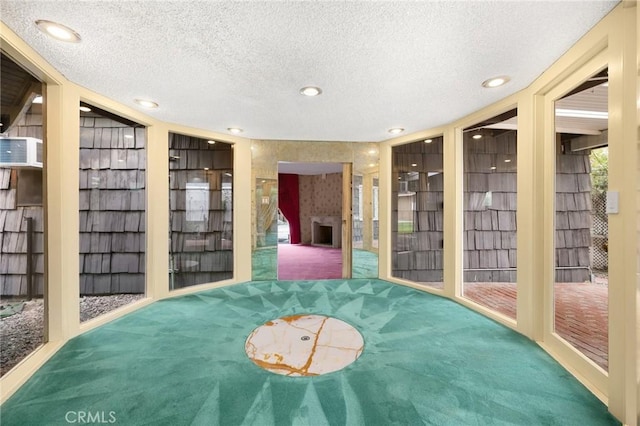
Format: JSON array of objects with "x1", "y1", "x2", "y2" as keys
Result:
[{"x1": 0, "y1": 137, "x2": 43, "y2": 168}]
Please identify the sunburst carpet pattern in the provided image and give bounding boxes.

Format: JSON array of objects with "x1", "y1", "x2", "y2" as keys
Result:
[{"x1": 1, "y1": 279, "x2": 618, "y2": 425}]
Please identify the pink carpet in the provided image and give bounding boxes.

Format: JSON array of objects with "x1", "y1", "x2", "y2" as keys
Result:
[{"x1": 278, "y1": 244, "x2": 342, "y2": 280}]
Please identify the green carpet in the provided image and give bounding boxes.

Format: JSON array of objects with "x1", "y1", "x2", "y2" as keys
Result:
[
  {"x1": 252, "y1": 248, "x2": 378, "y2": 281},
  {"x1": 252, "y1": 247, "x2": 278, "y2": 280},
  {"x1": 1, "y1": 279, "x2": 618, "y2": 425}
]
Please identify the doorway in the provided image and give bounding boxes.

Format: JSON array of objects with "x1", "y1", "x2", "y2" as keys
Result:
[{"x1": 277, "y1": 162, "x2": 352, "y2": 280}]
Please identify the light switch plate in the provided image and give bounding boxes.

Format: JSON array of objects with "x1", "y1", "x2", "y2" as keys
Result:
[{"x1": 606, "y1": 191, "x2": 619, "y2": 214}]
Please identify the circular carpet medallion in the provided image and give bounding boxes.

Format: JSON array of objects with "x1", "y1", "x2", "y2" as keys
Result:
[{"x1": 245, "y1": 314, "x2": 364, "y2": 376}]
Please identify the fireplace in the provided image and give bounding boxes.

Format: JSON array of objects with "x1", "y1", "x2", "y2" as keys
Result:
[
  {"x1": 311, "y1": 216, "x2": 341, "y2": 248},
  {"x1": 317, "y1": 225, "x2": 332, "y2": 245}
]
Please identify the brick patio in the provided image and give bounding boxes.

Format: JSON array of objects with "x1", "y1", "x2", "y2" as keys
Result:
[{"x1": 463, "y1": 282, "x2": 608, "y2": 371}]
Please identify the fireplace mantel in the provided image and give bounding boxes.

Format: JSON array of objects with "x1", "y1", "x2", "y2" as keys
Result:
[{"x1": 310, "y1": 216, "x2": 342, "y2": 248}]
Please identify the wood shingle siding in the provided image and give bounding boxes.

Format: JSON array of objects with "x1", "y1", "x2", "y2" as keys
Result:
[
  {"x1": 1, "y1": 113, "x2": 45, "y2": 295},
  {"x1": 169, "y1": 133, "x2": 234, "y2": 290},
  {"x1": 392, "y1": 129, "x2": 592, "y2": 285},
  {"x1": 76, "y1": 115, "x2": 146, "y2": 295},
  {"x1": 554, "y1": 148, "x2": 592, "y2": 282},
  {"x1": 392, "y1": 138, "x2": 444, "y2": 283}
]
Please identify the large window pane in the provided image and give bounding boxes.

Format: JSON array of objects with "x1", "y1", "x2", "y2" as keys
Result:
[
  {"x1": 169, "y1": 134, "x2": 233, "y2": 289},
  {"x1": 392, "y1": 137, "x2": 444, "y2": 288},
  {"x1": 554, "y1": 69, "x2": 608, "y2": 371},
  {"x1": 252, "y1": 178, "x2": 278, "y2": 280},
  {"x1": 352, "y1": 172, "x2": 379, "y2": 278},
  {"x1": 461, "y1": 110, "x2": 518, "y2": 320},
  {"x1": 372, "y1": 176, "x2": 379, "y2": 249},
  {"x1": 79, "y1": 105, "x2": 145, "y2": 321},
  {"x1": 0, "y1": 51, "x2": 45, "y2": 376}
]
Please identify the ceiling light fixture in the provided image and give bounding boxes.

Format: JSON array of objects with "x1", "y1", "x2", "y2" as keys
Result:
[
  {"x1": 35, "y1": 20, "x2": 81, "y2": 43},
  {"x1": 472, "y1": 134, "x2": 482, "y2": 140},
  {"x1": 388, "y1": 128, "x2": 404, "y2": 135},
  {"x1": 411, "y1": 163, "x2": 417, "y2": 167},
  {"x1": 504, "y1": 159, "x2": 512, "y2": 163},
  {"x1": 135, "y1": 99, "x2": 158, "y2": 109},
  {"x1": 124, "y1": 134, "x2": 134, "y2": 139},
  {"x1": 32, "y1": 95, "x2": 43, "y2": 104},
  {"x1": 368, "y1": 150, "x2": 376, "y2": 155},
  {"x1": 79, "y1": 105, "x2": 91, "y2": 112},
  {"x1": 424, "y1": 139, "x2": 433, "y2": 144},
  {"x1": 490, "y1": 166, "x2": 497, "y2": 170},
  {"x1": 300, "y1": 86, "x2": 322, "y2": 97},
  {"x1": 555, "y1": 108, "x2": 608, "y2": 119},
  {"x1": 227, "y1": 127, "x2": 243, "y2": 134},
  {"x1": 481, "y1": 76, "x2": 510, "y2": 88},
  {"x1": 207, "y1": 140, "x2": 216, "y2": 145}
]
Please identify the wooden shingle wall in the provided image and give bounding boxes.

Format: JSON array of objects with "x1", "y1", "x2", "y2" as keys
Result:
[
  {"x1": 1, "y1": 112, "x2": 44, "y2": 296},
  {"x1": 392, "y1": 138, "x2": 444, "y2": 283},
  {"x1": 392, "y1": 132, "x2": 592, "y2": 284},
  {"x1": 79, "y1": 117, "x2": 146, "y2": 294},
  {"x1": 463, "y1": 131, "x2": 518, "y2": 282},
  {"x1": 554, "y1": 143, "x2": 592, "y2": 281},
  {"x1": 169, "y1": 133, "x2": 233, "y2": 289},
  {"x1": 463, "y1": 131, "x2": 591, "y2": 282}
]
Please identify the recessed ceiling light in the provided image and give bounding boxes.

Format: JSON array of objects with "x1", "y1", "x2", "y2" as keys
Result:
[
  {"x1": 424, "y1": 139, "x2": 433, "y2": 144},
  {"x1": 411, "y1": 163, "x2": 417, "y2": 167},
  {"x1": 32, "y1": 95, "x2": 43, "y2": 104},
  {"x1": 300, "y1": 86, "x2": 322, "y2": 97},
  {"x1": 490, "y1": 166, "x2": 497, "y2": 170},
  {"x1": 482, "y1": 76, "x2": 510, "y2": 88},
  {"x1": 35, "y1": 20, "x2": 81, "y2": 43},
  {"x1": 368, "y1": 149, "x2": 376, "y2": 155},
  {"x1": 504, "y1": 159, "x2": 512, "y2": 163},
  {"x1": 79, "y1": 105, "x2": 91, "y2": 112},
  {"x1": 204, "y1": 167, "x2": 210, "y2": 171},
  {"x1": 135, "y1": 99, "x2": 158, "y2": 108},
  {"x1": 472, "y1": 134, "x2": 483, "y2": 140},
  {"x1": 227, "y1": 128, "x2": 243, "y2": 134},
  {"x1": 124, "y1": 134, "x2": 134, "y2": 139},
  {"x1": 388, "y1": 128, "x2": 404, "y2": 135},
  {"x1": 208, "y1": 140, "x2": 216, "y2": 145}
]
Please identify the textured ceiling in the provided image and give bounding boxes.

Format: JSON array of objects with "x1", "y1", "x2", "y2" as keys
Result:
[{"x1": 0, "y1": 1, "x2": 619, "y2": 142}]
